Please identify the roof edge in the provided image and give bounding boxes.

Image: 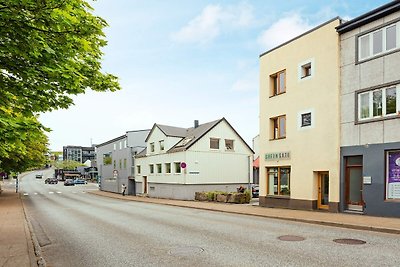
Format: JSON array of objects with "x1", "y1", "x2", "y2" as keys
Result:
[{"x1": 260, "y1": 17, "x2": 341, "y2": 58}]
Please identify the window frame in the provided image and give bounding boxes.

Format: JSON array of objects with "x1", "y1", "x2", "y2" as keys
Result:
[
  {"x1": 210, "y1": 138, "x2": 220, "y2": 149},
  {"x1": 357, "y1": 20, "x2": 400, "y2": 62},
  {"x1": 357, "y1": 84, "x2": 400, "y2": 122},
  {"x1": 267, "y1": 166, "x2": 291, "y2": 196},
  {"x1": 301, "y1": 112, "x2": 312, "y2": 127},
  {"x1": 156, "y1": 163, "x2": 162, "y2": 174},
  {"x1": 150, "y1": 142, "x2": 155, "y2": 152},
  {"x1": 225, "y1": 139, "x2": 234, "y2": 151},
  {"x1": 137, "y1": 165, "x2": 141, "y2": 175},
  {"x1": 270, "y1": 115, "x2": 286, "y2": 140},
  {"x1": 165, "y1": 163, "x2": 171, "y2": 174},
  {"x1": 159, "y1": 140, "x2": 165, "y2": 151},
  {"x1": 270, "y1": 69, "x2": 286, "y2": 96},
  {"x1": 149, "y1": 164, "x2": 154, "y2": 174},
  {"x1": 174, "y1": 162, "x2": 181, "y2": 174}
]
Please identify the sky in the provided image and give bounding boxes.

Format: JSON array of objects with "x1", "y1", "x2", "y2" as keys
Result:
[{"x1": 39, "y1": 0, "x2": 389, "y2": 151}]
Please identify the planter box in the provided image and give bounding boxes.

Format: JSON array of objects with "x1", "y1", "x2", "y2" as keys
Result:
[{"x1": 195, "y1": 192, "x2": 208, "y2": 201}]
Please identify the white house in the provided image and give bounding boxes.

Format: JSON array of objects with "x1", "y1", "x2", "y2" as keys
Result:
[{"x1": 135, "y1": 118, "x2": 254, "y2": 200}]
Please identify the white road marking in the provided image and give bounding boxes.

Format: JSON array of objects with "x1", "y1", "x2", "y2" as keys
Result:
[
  {"x1": 34, "y1": 193, "x2": 38, "y2": 195},
  {"x1": 57, "y1": 192, "x2": 62, "y2": 194},
  {"x1": 24, "y1": 193, "x2": 29, "y2": 196},
  {"x1": 49, "y1": 192, "x2": 54, "y2": 194}
]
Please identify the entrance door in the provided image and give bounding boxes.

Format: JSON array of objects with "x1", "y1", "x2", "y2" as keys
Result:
[
  {"x1": 318, "y1": 172, "x2": 329, "y2": 210},
  {"x1": 143, "y1": 176, "x2": 148, "y2": 194},
  {"x1": 345, "y1": 156, "x2": 363, "y2": 211}
]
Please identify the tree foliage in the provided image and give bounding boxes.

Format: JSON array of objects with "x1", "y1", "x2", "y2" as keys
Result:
[{"x1": 0, "y1": 0, "x2": 120, "y2": 172}]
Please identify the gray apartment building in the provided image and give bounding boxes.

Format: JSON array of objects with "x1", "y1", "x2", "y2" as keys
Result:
[
  {"x1": 63, "y1": 145, "x2": 95, "y2": 164},
  {"x1": 96, "y1": 130, "x2": 149, "y2": 195},
  {"x1": 337, "y1": 1, "x2": 400, "y2": 217}
]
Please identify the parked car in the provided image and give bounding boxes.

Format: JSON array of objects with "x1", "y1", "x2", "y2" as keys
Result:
[
  {"x1": 252, "y1": 185, "x2": 259, "y2": 198},
  {"x1": 64, "y1": 179, "x2": 75, "y2": 186},
  {"x1": 74, "y1": 179, "x2": 87, "y2": 185},
  {"x1": 45, "y1": 178, "x2": 58, "y2": 184},
  {"x1": 35, "y1": 174, "x2": 43, "y2": 179}
]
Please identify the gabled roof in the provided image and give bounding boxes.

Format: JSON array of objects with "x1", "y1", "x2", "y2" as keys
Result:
[
  {"x1": 336, "y1": 1, "x2": 400, "y2": 34},
  {"x1": 135, "y1": 147, "x2": 147, "y2": 158},
  {"x1": 144, "y1": 118, "x2": 254, "y2": 154}
]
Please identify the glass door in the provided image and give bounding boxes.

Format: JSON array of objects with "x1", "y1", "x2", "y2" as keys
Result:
[{"x1": 318, "y1": 172, "x2": 329, "y2": 210}]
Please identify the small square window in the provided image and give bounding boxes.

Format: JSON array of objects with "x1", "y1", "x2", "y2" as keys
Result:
[
  {"x1": 301, "y1": 63, "x2": 311, "y2": 78},
  {"x1": 301, "y1": 112, "x2": 312, "y2": 127},
  {"x1": 210, "y1": 138, "x2": 220, "y2": 149},
  {"x1": 225, "y1": 139, "x2": 234, "y2": 150}
]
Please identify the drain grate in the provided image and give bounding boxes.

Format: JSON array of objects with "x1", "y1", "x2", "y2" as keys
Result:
[
  {"x1": 277, "y1": 235, "x2": 305, "y2": 241},
  {"x1": 333, "y1": 238, "x2": 366, "y2": 245},
  {"x1": 169, "y1": 246, "x2": 204, "y2": 256}
]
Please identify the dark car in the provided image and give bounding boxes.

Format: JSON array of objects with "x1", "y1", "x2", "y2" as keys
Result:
[
  {"x1": 45, "y1": 178, "x2": 58, "y2": 184},
  {"x1": 74, "y1": 179, "x2": 87, "y2": 185},
  {"x1": 35, "y1": 174, "x2": 43, "y2": 179},
  {"x1": 252, "y1": 185, "x2": 259, "y2": 198},
  {"x1": 64, "y1": 179, "x2": 75, "y2": 186}
]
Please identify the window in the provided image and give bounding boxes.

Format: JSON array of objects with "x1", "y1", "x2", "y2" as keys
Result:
[
  {"x1": 149, "y1": 164, "x2": 154, "y2": 174},
  {"x1": 113, "y1": 144, "x2": 116, "y2": 150},
  {"x1": 210, "y1": 138, "x2": 220, "y2": 149},
  {"x1": 119, "y1": 141, "x2": 122, "y2": 150},
  {"x1": 267, "y1": 167, "x2": 291, "y2": 196},
  {"x1": 270, "y1": 70, "x2": 286, "y2": 96},
  {"x1": 386, "y1": 150, "x2": 400, "y2": 200},
  {"x1": 270, "y1": 115, "x2": 286, "y2": 139},
  {"x1": 150, "y1": 142, "x2": 155, "y2": 152},
  {"x1": 124, "y1": 140, "x2": 127, "y2": 149},
  {"x1": 174, "y1": 162, "x2": 181, "y2": 174},
  {"x1": 119, "y1": 159, "x2": 122, "y2": 169},
  {"x1": 358, "y1": 85, "x2": 399, "y2": 121},
  {"x1": 358, "y1": 22, "x2": 399, "y2": 61},
  {"x1": 301, "y1": 112, "x2": 312, "y2": 127},
  {"x1": 123, "y1": 159, "x2": 127, "y2": 169},
  {"x1": 137, "y1": 165, "x2": 141, "y2": 175},
  {"x1": 113, "y1": 160, "x2": 116, "y2": 169},
  {"x1": 103, "y1": 153, "x2": 112, "y2": 165},
  {"x1": 225, "y1": 139, "x2": 234, "y2": 150},
  {"x1": 159, "y1": 140, "x2": 164, "y2": 151},
  {"x1": 165, "y1": 163, "x2": 171, "y2": 174},
  {"x1": 156, "y1": 163, "x2": 162, "y2": 174}
]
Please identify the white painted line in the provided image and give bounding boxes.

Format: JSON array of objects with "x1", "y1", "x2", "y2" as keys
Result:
[
  {"x1": 82, "y1": 192, "x2": 86, "y2": 194},
  {"x1": 23, "y1": 193, "x2": 29, "y2": 196},
  {"x1": 34, "y1": 193, "x2": 38, "y2": 195},
  {"x1": 57, "y1": 192, "x2": 62, "y2": 194},
  {"x1": 49, "y1": 192, "x2": 54, "y2": 194}
]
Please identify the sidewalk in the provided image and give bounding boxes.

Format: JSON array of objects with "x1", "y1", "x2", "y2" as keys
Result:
[
  {"x1": 90, "y1": 190, "x2": 400, "y2": 235},
  {"x1": 0, "y1": 186, "x2": 37, "y2": 267}
]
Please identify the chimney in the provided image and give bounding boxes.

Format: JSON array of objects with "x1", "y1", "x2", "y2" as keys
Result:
[{"x1": 194, "y1": 120, "x2": 199, "y2": 128}]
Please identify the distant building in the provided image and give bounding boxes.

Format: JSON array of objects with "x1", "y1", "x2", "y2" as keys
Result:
[
  {"x1": 96, "y1": 130, "x2": 150, "y2": 195},
  {"x1": 135, "y1": 118, "x2": 254, "y2": 200},
  {"x1": 63, "y1": 146, "x2": 95, "y2": 164}
]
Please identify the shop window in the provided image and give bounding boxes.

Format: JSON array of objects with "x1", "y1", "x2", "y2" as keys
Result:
[
  {"x1": 267, "y1": 167, "x2": 291, "y2": 196},
  {"x1": 270, "y1": 115, "x2": 286, "y2": 139},
  {"x1": 357, "y1": 85, "x2": 399, "y2": 121},
  {"x1": 270, "y1": 70, "x2": 286, "y2": 96},
  {"x1": 386, "y1": 150, "x2": 400, "y2": 200}
]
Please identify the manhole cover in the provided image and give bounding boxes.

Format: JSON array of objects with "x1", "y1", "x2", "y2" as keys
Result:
[
  {"x1": 277, "y1": 235, "x2": 305, "y2": 241},
  {"x1": 169, "y1": 246, "x2": 204, "y2": 256},
  {"x1": 333, "y1": 238, "x2": 366, "y2": 245}
]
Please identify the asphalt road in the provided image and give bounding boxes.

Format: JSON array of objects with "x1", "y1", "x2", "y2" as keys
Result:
[{"x1": 21, "y1": 170, "x2": 400, "y2": 267}]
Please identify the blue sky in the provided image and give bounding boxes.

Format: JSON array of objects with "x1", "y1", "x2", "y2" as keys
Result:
[{"x1": 40, "y1": 0, "x2": 389, "y2": 150}]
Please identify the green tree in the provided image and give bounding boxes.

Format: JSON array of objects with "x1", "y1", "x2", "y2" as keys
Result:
[{"x1": 0, "y1": 0, "x2": 120, "y2": 171}]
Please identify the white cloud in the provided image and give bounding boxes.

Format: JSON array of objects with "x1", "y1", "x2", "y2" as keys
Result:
[
  {"x1": 258, "y1": 13, "x2": 313, "y2": 51},
  {"x1": 231, "y1": 67, "x2": 258, "y2": 92},
  {"x1": 171, "y1": 3, "x2": 255, "y2": 44}
]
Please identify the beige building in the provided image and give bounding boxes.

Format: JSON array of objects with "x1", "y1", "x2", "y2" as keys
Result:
[{"x1": 259, "y1": 18, "x2": 341, "y2": 211}]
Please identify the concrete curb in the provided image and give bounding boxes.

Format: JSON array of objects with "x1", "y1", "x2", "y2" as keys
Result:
[
  {"x1": 20, "y1": 172, "x2": 47, "y2": 267},
  {"x1": 88, "y1": 191, "x2": 400, "y2": 235}
]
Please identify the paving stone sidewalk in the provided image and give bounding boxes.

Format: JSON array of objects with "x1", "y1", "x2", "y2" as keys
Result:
[
  {"x1": 0, "y1": 186, "x2": 37, "y2": 267},
  {"x1": 90, "y1": 190, "x2": 400, "y2": 235}
]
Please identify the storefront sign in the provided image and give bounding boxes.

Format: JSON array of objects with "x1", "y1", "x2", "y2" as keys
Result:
[
  {"x1": 265, "y1": 151, "x2": 290, "y2": 161},
  {"x1": 387, "y1": 151, "x2": 400, "y2": 199}
]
